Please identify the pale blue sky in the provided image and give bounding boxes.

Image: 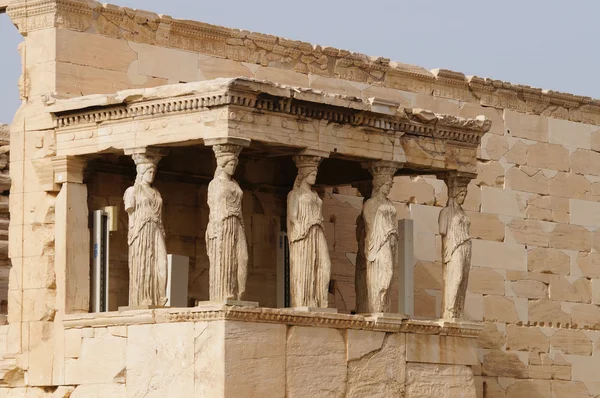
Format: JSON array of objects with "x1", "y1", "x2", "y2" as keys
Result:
[{"x1": 0, "y1": 0, "x2": 597, "y2": 123}]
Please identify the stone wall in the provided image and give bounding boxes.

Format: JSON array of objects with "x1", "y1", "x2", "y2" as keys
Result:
[
  {"x1": 0, "y1": 308, "x2": 479, "y2": 398},
  {"x1": 5, "y1": 0, "x2": 600, "y2": 396}
]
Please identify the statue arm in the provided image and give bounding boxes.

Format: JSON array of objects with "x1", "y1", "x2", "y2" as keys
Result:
[
  {"x1": 287, "y1": 192, "x2": 298, "y2": 239},
  {"x1": 124, "y1": 187, "x2": 135, "y2": 214},
  {"x1": 438, "y1": 207, "x2": 449, "y2": 237}
]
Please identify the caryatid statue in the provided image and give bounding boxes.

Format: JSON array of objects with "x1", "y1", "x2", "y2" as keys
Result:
[
  {"x1": 439, "y1": 175, "x2": 472, "y2": 320},
  {"x1": 205, "y1": 138, "x2": 249, "y2": 302},
  {"x1": 124, "y1": 149, "x2": 168, "y2": 307},
  {"x1": 356, "y1": 163, "x2": 399, "y2": 314},
  {"x1": 287, "y1": 153, "x2": 331, "y2": 308}
]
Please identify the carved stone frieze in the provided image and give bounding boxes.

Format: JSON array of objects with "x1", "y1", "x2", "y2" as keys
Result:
[{"x1": 52, "y1": 78, "x2": 491, "y2": 146}]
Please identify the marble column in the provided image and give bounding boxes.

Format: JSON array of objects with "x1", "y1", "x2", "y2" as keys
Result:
[
  {"x1": 204, "y1": 137, "x2": 251, "y2": 302},
  {"x1": 123, "y1": 147, "x2": 168, "y2": 307},
  {"x1": 438, "y1": 173, "x2": 473, "y2": 320},
  {"x1": 355, "y1": 161, "x2": 400, "y2": 314},
  {"x1": 52, "y1": 155, "x2": 90, "y2": 315},
  {"x1": 287, "y1": 150, "x2": 331, "y2": 308}
]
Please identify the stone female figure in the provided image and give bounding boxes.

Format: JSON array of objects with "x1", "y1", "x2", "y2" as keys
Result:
[
  {"x1": 358, "y1": 168, "x2": 398, "y2": 313},
  {"x1": 206, "y1": 144, "x2": 248, "y2": 301},
  {"x1": 287, "y1": 155, "x2": 331, "y2": 308},
  {"x1": 439, "y1": 177, "x2": 472, "y2": 320},
  {"x1": 124, "y1": 153, "x2": 168, "y2": 307}
]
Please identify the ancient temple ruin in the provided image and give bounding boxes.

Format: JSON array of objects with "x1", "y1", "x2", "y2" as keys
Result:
[{"x1": 1, "y1": 0, "x2": 600, "y2": 397}]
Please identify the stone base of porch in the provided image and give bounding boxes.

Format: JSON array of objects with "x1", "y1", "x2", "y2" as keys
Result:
[{"x1": 1, "y1": 307, "x2": 481, "y2": 397}]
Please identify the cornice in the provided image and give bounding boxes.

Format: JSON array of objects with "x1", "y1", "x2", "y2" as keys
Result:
[
  {"x1": 51, "y1": 78, "x2": 491, "y2": 146},
  {"x1": 62, "y1": 306, "x2": 483, "y2": 338}
]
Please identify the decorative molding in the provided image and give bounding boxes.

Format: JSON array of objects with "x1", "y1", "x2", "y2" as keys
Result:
[
  {"x1": 53, "y1": 78, "x2": 491, "y2": 146},
  {"x1": 62, "y1": 307, "x2": 483, "y2": 337}
]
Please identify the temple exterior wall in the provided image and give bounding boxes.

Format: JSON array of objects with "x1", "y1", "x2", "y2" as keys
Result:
[{"x1": 2, "y1": 0, "x2": 600, "y2": 396}]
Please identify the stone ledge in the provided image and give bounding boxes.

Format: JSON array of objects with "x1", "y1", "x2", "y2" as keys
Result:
[{"x1": 62, "y1": 307, "x2": 483, "y2": 337}]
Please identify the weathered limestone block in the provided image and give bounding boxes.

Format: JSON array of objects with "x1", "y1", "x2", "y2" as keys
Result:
[
  {"x1": 570, "y1": 199, "x2": 600, "y2": 228},
  {"x1": 483, "y1": 296, "x2": 523, "y2": 323},
  {"x1": 528, "y1": 300, "x2": 571, "y2": 325},
  {"x1": 70, "y1": 384, "x2": 125, "y2": 398},
  {"x1": 525, "y1": 195, "x2": 569, "y2": 223},
  {"x1": 549, "y1": 329, "x2": 592, "y2": 355},
  {"x1": 388, "y1": 176, "x2": 436, "y2": 205},
  {"x1": 405, "y1": 363, "x2": 476, "y2": 398},
  {"x1": 406, "y1": 334, "x2": 478, "y2": 366},
  {"x1": 127, "y1": 323, "x2": 194, "y2": 397},
  {"x1": 505, "y1": 379, "x2": 550, "y2": 398},
  {"x1": 549, "y1": 276, "x2": 591, "y2": 303},
  {"x1": 471, "y1": 240, "x2": 526, "y2": 271},
  {"x1": 483, "y1": 135, "x2": 509, "y2": 160},
  {"x1": 507, "y1": 218, "x2": 549, "y2": 247},
  {"x1": 224, "y1": 321, "x2": 286, "y2": 397},
  {"x1": 570, "y1": 303, "x2": 600, "y2": 328},
  {"x1": 482, "y1": 350, "x2": 527, "y2": 378},
  {"x1": 468, "y1": 267, "x2": 505, "y2": 295},
  {"x1": 504, "y1": 110, "x2": 548, "y2": 142},
  {"x1": 286, "y1": 326, "x2": 346, "y2": 398},
  {"x1": 551, "y1": 380, "x2": 593, "y2": 398},
  {"x1": 505, "y1": 325, "x2": 549, "y2": 352},
  {"x1": 475, "y1": 161, "x2": 505, "y2": 188},
  {"x1": 64, "y1": 328, "x2": 126, "y2": 385},
  {"x1": 481, "y1": 187, "x2": 526, "y2": 218},
  {"x1": 478, "y1": 323, "x2": 505, "y2": 350},
  {"x1": 549, "y1": 118, "x2": 594, "y2": 150},
  {"x1": 506, "y1": 166, "x2": 548, "y2": 195},
  {"x1": 195, "y1": 321, "x2": 225, "y2": 397},
  {"x1": 571, "y1": 149, "x2": 600, "y2": 176},
  {"x1": 413, "y1": 261, "x2": 443, "y2": 290},
  {"x1": 593, "y1": 280, "x2": 600, "y2": 305},
  {"x1": 527, "y1": 248, "x2": 569, "y2": 275},
  {"x1": 505, "y1": 140, "x2": 527, "y2": 165},
  {"x1": 550, "y1": 224, "x2": 591, "y2": 251},
  {"x1": 466, "y1": 211, "x2": 504, "y2": 242},
  {"x1": 509, "y1": 279, "x2": 547, "y2": 299},
  {"x1": 549, "y1": 172, "x2": 590, "y2": 199},
  {"x1": 526, "y1": 143, "x2": 570, "y2": 171},
  {"x1": 346, "y1": 333, "x2": 405, "y2": 398}
]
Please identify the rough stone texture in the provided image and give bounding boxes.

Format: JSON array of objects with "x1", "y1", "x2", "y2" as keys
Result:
[
  {"x1": 405, "y1": 363, "x2": 476, "y2": 398},
  {"x1": 286, "y1": 326, "x2": 347, "y2": 398},
  {"x1": 126, "y1": 323, "x2": 195, "y2": 397},
  {"x1": 64, "y1": 328, "x2": 126, "y2": 385},
  {"x1": 346, "y1": 333, "x2": 406, "y2": 398}
]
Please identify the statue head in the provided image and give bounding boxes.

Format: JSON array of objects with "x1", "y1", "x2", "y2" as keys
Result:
[
  {"x1": 447, "y1": 177, "x2": 470, "y2": 206},
  {"x1": 213, "y1": 144, "x2": 242, "y2": 178},
  {"x1": 133, "y1": 152, "x2": 162, "y2": 185},
  {"x1": 292, "y1": 155, "x2": 322, "y2": 188},
  {"x1": 370, "y1": 165, "x2": 396, "y2": 198}
]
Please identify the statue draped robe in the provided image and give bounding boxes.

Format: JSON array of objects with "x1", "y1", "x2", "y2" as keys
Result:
[
  {"x1": 124, "y1": 183, "x2": 168, "y2": 307},
  {"x1": 287, "y1": 188, "x2": 331, "y2": 308},
  {"x1": 206, "y1": 176, "x2": 248, "y2": 301},
  {"x1": 439, "y1": 201, "x2": 472, "y2": 319},
  {"x1": 362, "y1": 197, "x2": 397, "y2": 313}
]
